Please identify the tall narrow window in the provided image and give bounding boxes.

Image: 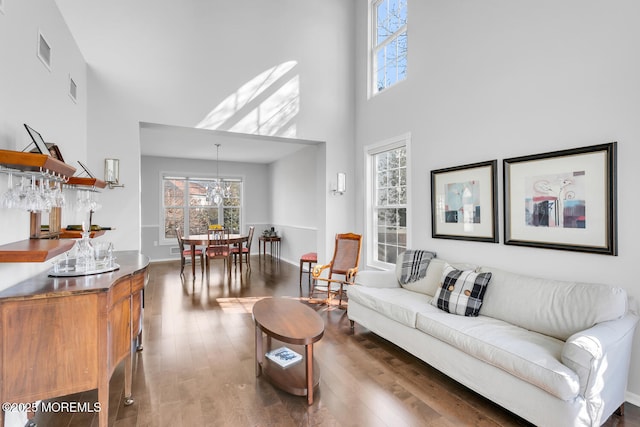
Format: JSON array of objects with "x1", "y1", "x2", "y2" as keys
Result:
[
  {"x1": 367, "y1": 136, "x2": 409, "y2": 267},
  {"x1": 372, "y1": 0, "x2": 408, "y2": 94},
  {"x1": 162, "y1": 176, "x2": 242, "y2": 243}
]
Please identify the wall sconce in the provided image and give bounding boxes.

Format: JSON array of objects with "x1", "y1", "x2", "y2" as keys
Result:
[
  {"x1": 104, "y1": 158, "x2": 125, "y2": 189},
  {"x1": 332, "y1": 172, "x2": 346, "y2": 195}
]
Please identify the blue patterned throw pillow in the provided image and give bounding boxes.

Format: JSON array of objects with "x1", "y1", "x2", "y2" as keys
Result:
[{"x1": 432, "y1": 263, "x2": 492, "y2": 316}]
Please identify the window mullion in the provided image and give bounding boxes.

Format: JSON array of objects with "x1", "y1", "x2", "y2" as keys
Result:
[
  {"x1": 184, "y1": 179, "x2": 190, "y2": 234},
  {"x1": 375, "y1": 23, "x2": 407, "y2": 50}
]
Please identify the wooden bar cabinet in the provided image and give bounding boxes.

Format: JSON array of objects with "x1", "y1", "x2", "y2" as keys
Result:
[{"x1": 0, "y1": 251, "x2": 149, "y2": 427}]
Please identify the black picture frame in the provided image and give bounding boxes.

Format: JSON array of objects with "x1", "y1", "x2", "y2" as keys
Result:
[
  {"x1": 77, "y1": 161, "x2": 95, "y2": 178},
  {"x1": 431, "y1": 160, "x2": 498, "y2": 243},
  {"x1": 503, "y1": 142, "x2": 617, "y2": 255},
  {"x1": 24, "y1": 124, "x2": 51, "y2": 156}
]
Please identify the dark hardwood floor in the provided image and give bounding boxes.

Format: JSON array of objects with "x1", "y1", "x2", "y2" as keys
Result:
[{"x1": 34, "y1": 256, "x2": 639, "y2": 426}]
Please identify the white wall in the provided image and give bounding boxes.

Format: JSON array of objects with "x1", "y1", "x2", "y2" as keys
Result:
[
  {"x1": 0, "y1": 3, "x2": 87, "y2": 425},
  {"x1": 354, "y1": 0, "x2": 640, "y2": 402},
  {"x1": 140, "y1": 155, "x2": 270, "y2": 261},
  {"x1": 62, "y1": 0, "x2": 358, "y2": 256},
  {"x1": 0, "y1": 0, "x2": 86, "y2": 286},
  {"x1": 269, "y1": 144, "x2": 322, "y2": 263}
]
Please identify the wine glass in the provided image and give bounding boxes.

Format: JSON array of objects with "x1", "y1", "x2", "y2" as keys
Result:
[{"x1": 1, "y1": 172, "x2": 19, "y2": 209}]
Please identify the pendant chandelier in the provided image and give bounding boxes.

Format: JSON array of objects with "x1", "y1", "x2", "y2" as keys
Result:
[{"x1": 206, "y1": 143, "x2": 230, "y2": 206}]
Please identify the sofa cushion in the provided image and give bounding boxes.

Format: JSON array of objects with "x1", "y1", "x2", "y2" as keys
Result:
[
  {"x1": 355, "y1": 269, "x2": 399, "y2": 289},
  {"x1": 348, "y1": 285, "x2": 434, "y2": 328},
  {"x1": 415, "y1": 311, "x2": 580, "y2": 400},
  {"x1": 478, "y1": 266, "x2": 628, "y2": 341},
  {"x1": 431, "y1": 263, "x2": 492, "y2": 316}
]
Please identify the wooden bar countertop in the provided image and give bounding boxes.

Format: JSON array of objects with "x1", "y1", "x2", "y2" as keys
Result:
[{"x1": 0, "y1": 250, "x2": 149, "y2": 301}]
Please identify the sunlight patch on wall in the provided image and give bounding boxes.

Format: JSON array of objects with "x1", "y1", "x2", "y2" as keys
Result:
[
  {"x1": 196, "y1": 61, "x2": 299, "y2": 138},
  {"x1": 228, "y1": 76, "x2": 299, "y2": 137}
]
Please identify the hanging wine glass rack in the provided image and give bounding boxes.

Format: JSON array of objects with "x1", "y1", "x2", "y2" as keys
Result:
[{"x1": 0, "y1": 149, "x2": 107, "y2": 262}]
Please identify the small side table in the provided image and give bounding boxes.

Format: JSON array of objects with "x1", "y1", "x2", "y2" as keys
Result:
[
  {"x1": 259, "y1": 236, "x2": 281, "y2": 259},
  {"x1": 253, "y1": 298, "x2": 324, "y2": 404}
]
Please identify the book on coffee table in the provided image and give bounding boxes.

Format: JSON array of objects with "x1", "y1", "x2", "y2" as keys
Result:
[{"x1": 265, "y1": 346, "x2": 302, "y2": 368}]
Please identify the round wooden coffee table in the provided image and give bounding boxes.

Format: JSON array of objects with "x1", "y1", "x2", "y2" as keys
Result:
[{"x1": 252, "y1": 297, "x2": 325, "y2": 405}]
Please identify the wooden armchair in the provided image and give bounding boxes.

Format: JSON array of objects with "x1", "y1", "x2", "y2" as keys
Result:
[{"x1": 311, "y1": 233, "x2": 362, "y2": 307}]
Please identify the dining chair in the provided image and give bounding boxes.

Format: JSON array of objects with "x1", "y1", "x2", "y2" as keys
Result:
[
  {"x1": 176, "y1": 226, "x2": 204, "y2": 276},
  {"x1": 310, "y1": 232, "x2": 362, "y2": 307},
  {"x1": 206, "y1": 227, "x2": 231, "y2": 282},
  {"x1": 232, "y1": 225, "x2": 255, "y2": 271}
]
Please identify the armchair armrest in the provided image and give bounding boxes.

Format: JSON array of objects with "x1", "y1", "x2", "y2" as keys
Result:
[
  {"x1": 561, "y1": 313, "x2": 638, "y2": 420},
  {"x1": 312, "y1": 263, "x2": 331, "y2": 279},
  {"x1": 353, "y1": 269, "x2": 399, "y2": 289},
  {"x1": 346, "y1": 267, "x2": 359, "y2": 283}
]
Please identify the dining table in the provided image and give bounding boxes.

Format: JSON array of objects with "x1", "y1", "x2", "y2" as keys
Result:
[{"x1": 182, "y1": 233, "x2": 249, "y2": 277}]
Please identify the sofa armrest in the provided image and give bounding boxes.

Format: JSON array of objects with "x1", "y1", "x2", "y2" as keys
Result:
[
  {"x1": 561, "y1": 313, "x2": 638, "y2": 420},
  {"x1": 353, "y1": 270, "x2": 399, "y2": 289}
]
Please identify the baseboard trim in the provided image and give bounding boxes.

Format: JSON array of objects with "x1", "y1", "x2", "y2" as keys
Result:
[
  {"x1": 150, "y1": 257, "x2": 177, "y2": 263},
  {"x1": 626, "y1": 391, "x2": 640, "y2": 407}
]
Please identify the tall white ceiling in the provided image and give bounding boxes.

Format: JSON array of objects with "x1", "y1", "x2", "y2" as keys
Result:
[{"x1": 53, "y1": 0, "x2": 323, "y2": 163}]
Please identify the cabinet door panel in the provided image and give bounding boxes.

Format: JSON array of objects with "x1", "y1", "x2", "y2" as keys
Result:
[
  {"x1": 108, "y1": 297, "x2": 131, "y2": 374},
  {"x1": 1, "y1": 294, "x2": 99, "y2": 401},
  {"x1": 132, "y1": 291, "x2": 143, "y2": 338}
]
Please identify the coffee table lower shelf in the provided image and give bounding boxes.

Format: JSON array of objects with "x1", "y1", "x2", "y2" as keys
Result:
[{"x1": 260, "y1": 341, "x2": 320, "y2": 397}]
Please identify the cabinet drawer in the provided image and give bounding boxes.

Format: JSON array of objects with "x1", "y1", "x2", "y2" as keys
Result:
[
  {"x1": 109, "y1": 278, "x2": 130, "y2": 306},
  {"x1": 132, "y1": 272, "x2": 145, "y2": 293}
]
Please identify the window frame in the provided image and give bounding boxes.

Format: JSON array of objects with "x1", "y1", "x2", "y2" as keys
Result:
[
  {"x1": 369, "y1": 0, "x2": 408, "y2": 97},
  {"x1": 364, "y1": 133, "x2": 411, "y2": 270},
  {"x1": 159, "y1": 173, "x2": 243, "y2": 246}
]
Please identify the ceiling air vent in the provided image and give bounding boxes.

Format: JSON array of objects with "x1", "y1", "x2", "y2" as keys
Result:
[
  {"x1": 37, "y1": 31, "x2": 51, "y2": 71},
  {"x1": 69, "y1": 76, "x2": 77, "y2": 102}
]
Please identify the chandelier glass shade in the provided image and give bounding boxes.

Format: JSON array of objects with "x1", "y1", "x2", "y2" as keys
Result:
[{"x1": 206, "y1": 144, "x2": 230, "y2": 206}]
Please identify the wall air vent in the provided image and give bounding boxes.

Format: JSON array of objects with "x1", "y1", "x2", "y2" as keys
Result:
[
  {"x1": 37, "y1": 31, "x2": 51, "y2": 71},
  {"x1": 69, "y1": 76, "x2": 77, "y2": 102},
  {"x1": 169, "y1": 247, "x2": 181, "y2": 255}
]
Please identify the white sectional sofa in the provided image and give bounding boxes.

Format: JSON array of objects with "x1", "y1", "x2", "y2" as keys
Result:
[{"x1": 347, "y1": 252, "x2": 638, "y2": 427}]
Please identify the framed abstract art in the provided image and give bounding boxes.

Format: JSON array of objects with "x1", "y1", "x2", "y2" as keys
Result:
[
  {"x1": 503, "y1": 142, "x2": 617, "y2": 255},
  {"x1": 431, "y1": 160, "x2": 498, "y2": 243}
]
